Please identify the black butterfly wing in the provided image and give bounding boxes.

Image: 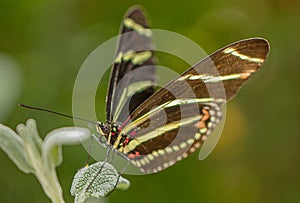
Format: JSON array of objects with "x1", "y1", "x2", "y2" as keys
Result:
[
  {"x1": 119, "y1": 38, "x2": 269, "y2": 173},
  {"x1": 106, "y1": 7, "x2": 157, "y2": 123}
]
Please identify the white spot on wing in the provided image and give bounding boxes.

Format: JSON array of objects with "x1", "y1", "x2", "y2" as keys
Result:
[
  {"x1": 123, "y1": 18, "x2": 152, "y2": 37},
  {"x1": 224, "y1": 47, "x2": 264, "y2": 63}
]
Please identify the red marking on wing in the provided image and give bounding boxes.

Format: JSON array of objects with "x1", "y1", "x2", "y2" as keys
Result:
[
  {"x1": 127, "y1": 151, "x2": 140, "y2": 159},
  {"x1": 123, "y1": 137, "x2": 130, "y2": 146},
  {"x1": 120, "y1": 117, "x2": 131, "y2": 129},
  {"x1": 130, "y1": 131, "x2": 137, "y2": 137}
]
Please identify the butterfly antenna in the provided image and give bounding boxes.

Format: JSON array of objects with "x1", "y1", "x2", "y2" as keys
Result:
[{"x1": 19, "y1": 103, "x2": 98, "y2": 125}]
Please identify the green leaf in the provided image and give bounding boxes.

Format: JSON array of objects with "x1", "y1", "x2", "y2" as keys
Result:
[
  {"x1": 70, "y1": 162, "x2": 130, "y2": 202},
  {"x1": 43, "y1": 127, "x2": 90, "y2": 168},
  {"x1": 0, "y1": 123, "x2": 32, "y2": 173}
]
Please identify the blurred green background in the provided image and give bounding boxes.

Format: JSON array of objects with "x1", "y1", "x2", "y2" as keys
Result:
[{"x1": 1, "y1": 0, "x2": 300, "y2": 202}]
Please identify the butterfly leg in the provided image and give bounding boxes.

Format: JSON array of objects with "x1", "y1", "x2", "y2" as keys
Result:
[
  {"x1": 81, "y1": 133, "x2": 94, "y2": 168},
  {"x1": 85, "y1": 147, "x2": 112, "y2": 191},
  {"x1": 105, "y1": 156, "x2": 131, "y2": 197}
]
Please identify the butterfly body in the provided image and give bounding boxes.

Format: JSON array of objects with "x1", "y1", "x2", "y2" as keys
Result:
[
  {"x1": 95, "y1": 6, "x2": 269, "y2": 174},
  {"x1": 96, "y1": 122, "x2": 133, "y2": 152}
]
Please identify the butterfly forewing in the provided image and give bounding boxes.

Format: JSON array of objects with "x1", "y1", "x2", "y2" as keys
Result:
[
  {"x1": 119, "y1": 38, "x2": 269, "y2": 173},
  {"x1": 128, "y1": 38, "x2": 269, "y2": 121},
  {"x1": 106, "y1": 7, "x2": 157, "y2": 123}
]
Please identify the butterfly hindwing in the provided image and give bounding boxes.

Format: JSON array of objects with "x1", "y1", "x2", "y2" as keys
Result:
[{"x1": 125, "y1": 101, "x2": 223, "y2": 173}]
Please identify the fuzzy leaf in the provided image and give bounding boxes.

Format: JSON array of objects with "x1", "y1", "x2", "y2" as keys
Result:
[
  {"x1": 0, "y1": 123, "x2": 32, "y2": 173},
  {"x1": 25, "y1": 119, "x2": 43, "y2": 150},
  {"x1": 116, "y1": 176, "x2": 131, "y2": 191},
  {"x1": 17, "y1": 121, "x2": 42, "y2": 169},
  {"x1": 43, "y1": 127, "x2": 90, "y2": 168},
  {"x1": 71, "y1": 162, "x2": 130, "y2": 202}
]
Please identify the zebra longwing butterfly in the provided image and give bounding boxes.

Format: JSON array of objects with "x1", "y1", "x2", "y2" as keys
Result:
[{"x1": 96, "y1": 6, "x2": 270, "y2": 174}]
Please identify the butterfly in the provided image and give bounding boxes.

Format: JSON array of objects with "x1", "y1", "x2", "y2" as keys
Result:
[{"x1": 95, "y1": 6, "x2": 270, "y2": 174}]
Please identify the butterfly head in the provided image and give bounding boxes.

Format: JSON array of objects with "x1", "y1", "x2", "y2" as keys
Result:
[
  {"x1": 96, "y1": 121, "x2": 109, "y2": 136},
  {"x1": 96, "y1": 121, "x2": 122, "y2": 146}
]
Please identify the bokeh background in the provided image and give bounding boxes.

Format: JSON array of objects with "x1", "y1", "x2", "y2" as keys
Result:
[{"x1": 1, "y1": 0, "x2": 300, "y2": 202}]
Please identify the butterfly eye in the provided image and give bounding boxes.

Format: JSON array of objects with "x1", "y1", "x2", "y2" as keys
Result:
[{"x1": 96, "y1": 122, "x2": 107, "y2": 135}]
